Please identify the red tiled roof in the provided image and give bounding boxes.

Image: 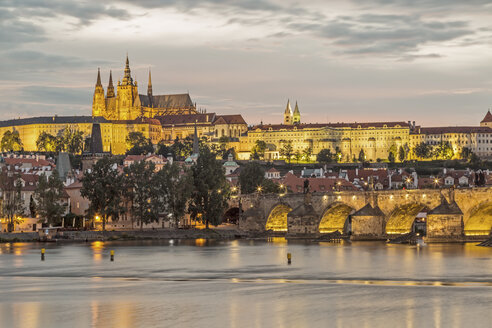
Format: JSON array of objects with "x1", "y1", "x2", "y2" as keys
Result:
[
  {"x1": 481, "y1": 110, "x2": 492, "y2": 123},
  {"x1": 156, "y1": 113, "x2": 216, "y2": 126},
  {"x1": 281, "y1": 173, "x2": 357, "y2": 192},
  {"x1": 251, "y1": 121, "x2": 409, "y2": 131},
  {"x1": 213, "y1": 115, "x2": 247, "y2": 125},
  {"x1": 266, "y1": 168, "x2": 279, "y2": 173},
  {"x1": 420, "y1": 126, "x2": 492, "y2": 134},
  {"x1": 5, "y1": 158, "x2": 53, "y2": 167}
]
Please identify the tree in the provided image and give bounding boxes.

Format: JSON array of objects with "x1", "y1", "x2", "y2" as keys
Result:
[
  {"x1": 261, "y1": 179, "x2": 280, "y2": 194},
  {"x1": 294, "y1": 150, "x2": 302, "y2": 163},
  {"x1": 126, "y1": 131, "x2": 154, "y2": 155},
  {"x1": 358, "y1": 149, "x2": 365, "y2": 162},
  {"x1": 35, "y1": 171, "x2": 66, "y2": 227},
  {"x1": 388, "y1": 144, "x2": 397, "y2": 161},
  {"x1": 36, "y1": 132, "x2": 58, "y2": 152},
  {"x1": 398, "y1": 146, "x2": 406, "y2": 162},
  {"x1": 461, "y1": 147, "x2": 473, "y2": 160},
  {"x1": 1, "y1": 130, "x2": 23, "y2": 152},
  {"x1": 251, "y1": 140, "x2": 267, "y2": 160},
  {"x1": 153, "y1": 162, "x2": 193, "y2": 228},
  {"x1": 435, "y1": 141, "x2": 454, "y2": 160},
  {"x1": 123, "y1": 160, "x2": 159, "y2": 229},
  {"x1": 317, "y1": 149, "x2": 333, "y2": 164},
  {"x1": 0, "y1": 171, "x2": 24, "y2": 232},
  {"x1": 81, "y1": 157, "x2": 125, "y2": 230},
  {"x1": 239, "y1": 162, "x2": 265, "y2": 194},
  {"x1": 156, "y1": 140, "x2": 174, "y2": 158},
  {"x1": 64, "y1": 129, "x2": 84, "y2": 154},
  {"x1": 302, "y1": 146, "x2": 313, "y2": 162},
  {"x1": 189, "y1": 147, "x2": 229, "y2": 228},
  {"x1": 279, "y1": 141, "x2": 294, "y2": 163},
  {"x1": 29, "y1": 194, "x2": 36, "y2": 218},
  {"x1": 388, "y1": 151, "x2": 395, "y2": 163},
  {"x1": 414, "y1": 142, "x2": 432, "y2": 159},
  {"x1": 217, "y1": 136, "x2": 230, "y2": 159}
]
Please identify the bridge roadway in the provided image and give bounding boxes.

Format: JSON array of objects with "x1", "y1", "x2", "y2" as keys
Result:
[{"x1": 226, "y1": 187, "x2": 492, "y2": 239}]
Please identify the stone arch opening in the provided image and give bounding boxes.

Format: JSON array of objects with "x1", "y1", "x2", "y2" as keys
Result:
[
  {"x1": 385, "y1": 203, "x2": 427, "y2": 235},
  {"x1": 319, "y1": 203, "x2": 355, "y2": 234},
  {"x1": 464, "y1": 202, "x2": 492, "y2": 236},
  {"x1": 223, "y1": 207, "x2": 240, "y2": 224},
  {"x1": 265, "y1": 204, "x2": 292, "y2": 232}
]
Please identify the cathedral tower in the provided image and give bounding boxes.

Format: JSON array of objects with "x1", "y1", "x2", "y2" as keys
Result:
[
  {"x1": 116, "y1": 55, "x2": 139, "y2": 120},
  {"x1": 107, "y1": 70, "x2": 115, "y2": 98},
  {"x1": 92, "y1": 68, "x2": 106, "y2": 117},
  {"x1": 283, "y1": 99, "x2": 293, "y2": 125},
  {"x1": 293, "y1": 101, "x2": 301, "y2": 125}
]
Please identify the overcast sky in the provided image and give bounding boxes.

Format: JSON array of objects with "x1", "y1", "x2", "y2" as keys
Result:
[{"x1": 1, "y1": 0, "x2": 492, "y2": 126}]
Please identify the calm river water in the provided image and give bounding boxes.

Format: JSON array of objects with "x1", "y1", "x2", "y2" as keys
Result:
[{"x1": 1, "y1": 239, "x2": 492, "y2": 328}]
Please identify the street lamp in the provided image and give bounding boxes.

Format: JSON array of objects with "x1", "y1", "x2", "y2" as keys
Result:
[
  {"x1": 279, "y1": 184, "x2": 286, "y2": 197},
  {"x1": 434, "y1": 178, "x2": 439, "y2": 189}
]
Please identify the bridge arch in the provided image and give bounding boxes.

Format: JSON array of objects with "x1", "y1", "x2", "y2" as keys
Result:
[
  {"x1": 319, "y1": 202, "x2": 355, "y2": 234},
  {"x1": 265, "y1": 204, "x2": 292, "y2": 232},
  {"x1": 464, "y1": 201, "x2": 492, "y2": 236},
  {"x1": 223, "y1": 207, "x2": 240, "y2": 224},
  {"x1": 385, "y1": 203, "x2": 427, "y2": 235}
]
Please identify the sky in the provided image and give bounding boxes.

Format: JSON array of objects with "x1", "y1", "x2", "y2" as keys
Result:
[{"x1": 1, "y1": 0, "x2": 492, "y2": 126}]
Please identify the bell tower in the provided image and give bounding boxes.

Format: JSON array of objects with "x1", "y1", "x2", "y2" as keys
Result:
[
  {"x1": 116, "y1": 55, "x2": 139, "y2": 120},
  {"x1": 293, "y1": 101, "x2": 301, "y2": 125},
  {"x1": 92, "y1": 68, "x2": 106, "y2": 117},
  {"x1": 283, "y1": 99, "x2": 293, "y2": 125}
]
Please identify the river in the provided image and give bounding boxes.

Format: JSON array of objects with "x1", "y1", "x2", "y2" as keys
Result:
[{"x1": 1, "y1": 239, "x2": 492, "y2": 327}]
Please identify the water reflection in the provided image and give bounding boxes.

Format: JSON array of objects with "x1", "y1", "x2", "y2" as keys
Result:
[
  {"x1": 91, "y1": 241, "x2": 105, "y2": 262},
  {"x1": 0, "y1": 240, "x2": 492, "y2": 327}
]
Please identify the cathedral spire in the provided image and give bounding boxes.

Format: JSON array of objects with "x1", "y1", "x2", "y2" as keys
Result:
[
  {"x1": 147, "y1": 68, "x2": 153, "y2": 97},
  {"x1": 96, "y1": 68, "x2": 102, "y2": 87},
  {"x1": 122, "y1": 54, "x2": 133, "y2": 85},
  {"x1": 283, "y1": 99, "x2": 293, "y2": 125},
  {"x1": 107, "y1": 70, "x2": 115, "y2": 98},
  {"x1": 293, "y1": 101, "x2": 301, "y2": 125}
]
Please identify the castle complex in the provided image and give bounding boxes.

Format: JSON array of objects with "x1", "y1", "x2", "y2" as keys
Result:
[{"x1": 0, "y1": 55, "x2": 491, "y2": 161}]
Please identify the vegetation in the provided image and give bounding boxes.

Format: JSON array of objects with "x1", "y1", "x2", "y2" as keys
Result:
[
  {"x1": 188, "y1": 147, "x2": 229, "y2": 228},
  {"x1": 1, "y1": 130, "x2": 23, "y2": 152},
  {"x1": 251, "y1": 140, "x2": 267, "y2": 160},
  {"x1": 239, "y1": 162, "x2": 265, "y2": 194},
  {"x1": 317, "y1": 149, "x2": 334, "y2": 164},
  {"x1": 122, "y1": 161, "x2": 159, "y2": 229},
  {"x1": 414, "y1": 142, "x2": 432, "y2": 159},
  {"x1": 0, "y1": 170, "x2": 24, "y2": 232},
  {"x1": 81, "y1": 157, "x2": 125, "y2": 230},
  {"x1": 398, "y1": 146, "x2": 406, "y2": 162},
  {"x1": 358, "y1": 149, "x2": 365, "y2": 162},
  {"x1": 126, "y1": 131, "x2": 154, "y2": 155},
  {"x1": 153, "y1": 162, "x2": 193, "y2": 228},
  {"x1": 279, "y1": 140, "x2": 294, "y2": 163},
  {"x1": 34, "y1": 171, "x2": 66, "y2": 227}
]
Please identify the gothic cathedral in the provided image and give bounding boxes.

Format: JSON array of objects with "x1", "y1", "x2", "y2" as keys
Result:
[{"x1": 92, "y1": 55, "x2": 197, "y2": 121}]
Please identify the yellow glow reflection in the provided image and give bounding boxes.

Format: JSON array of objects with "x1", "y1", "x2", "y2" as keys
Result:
[
  {"x1": 195, "y1": 238, "x2": 206, "y2": 246},
  {"x1": 90, "y1": 241, "x2": 105, "y2": 262}
]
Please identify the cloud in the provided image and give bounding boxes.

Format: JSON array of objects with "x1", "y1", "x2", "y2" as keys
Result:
[
  {"x1": 288, "y1": 14, "x2": 473, "y2": 58},
  {"x1": 0, "y1": 9, "x2": 47, "y2": 46},
  {"x1": 0, "y1": 0, "x2": 131, "y2": 26}
]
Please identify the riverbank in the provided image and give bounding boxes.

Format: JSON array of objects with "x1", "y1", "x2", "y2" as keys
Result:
[
  {"x1": 0, "y1": 228, "x2": 252, "y2": 243},
  {"x1": 1, "y1": 229, "x2": 489, "y2": 244}
]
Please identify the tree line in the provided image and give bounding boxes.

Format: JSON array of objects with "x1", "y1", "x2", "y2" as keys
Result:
[{"x1": 80, "y1": 147, "x2": 230, "y2": 230}]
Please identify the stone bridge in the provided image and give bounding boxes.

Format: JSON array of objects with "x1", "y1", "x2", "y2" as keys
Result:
[{"x1": 227, "y1": 188, "x2": 492, "y2": 239}]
